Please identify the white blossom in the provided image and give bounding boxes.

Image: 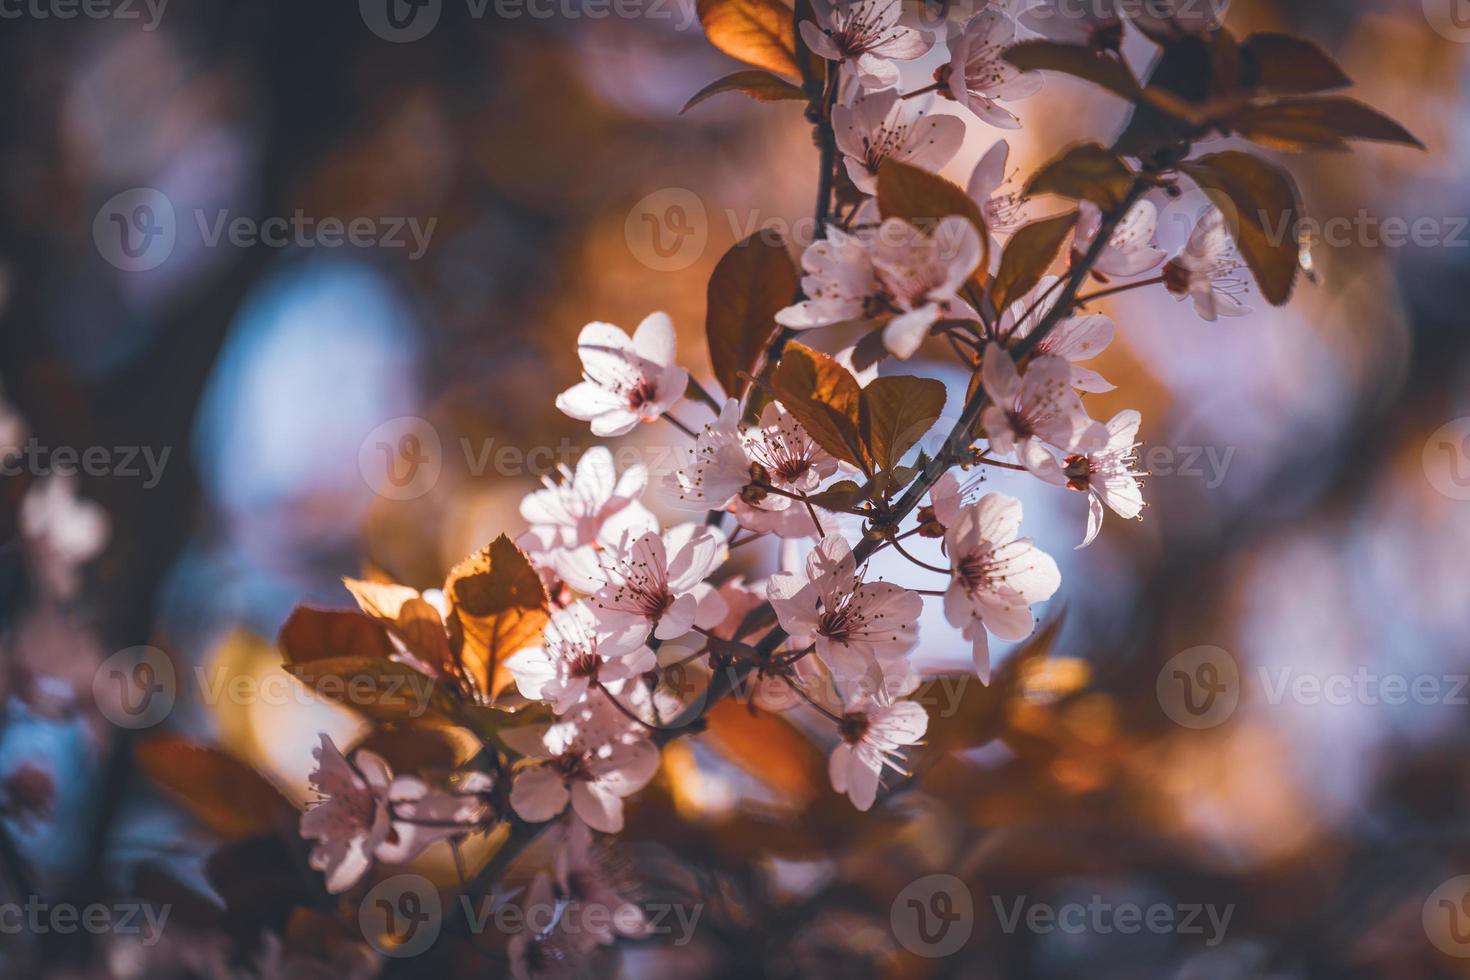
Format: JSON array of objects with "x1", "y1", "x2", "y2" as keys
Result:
[
  {"x1": 556, "y1": 313, "x2": 689, "y2": 436},
  {"x1": 800, "y1": 0, "x2": 933, "y2": 90},
  {"x1": 829, "y1": 690, "x2": 928, "y2": 810},
  {"x1": 1065, "y1": 409, "x2": 1145, "y2": 548},
  {"x1": 943, "y1": 9, "x2": 1042, "y2": 129},
  {"x1": 834, "y1": 88, "x2": 966, "y2": 195},
  {"x1": 1164, "y1": 206, "x2": 1253, "y2": 321}
]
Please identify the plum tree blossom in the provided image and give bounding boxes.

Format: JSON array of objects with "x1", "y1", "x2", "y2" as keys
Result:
[
  {"x1": 799, "y1": 0, "x2": 933, "y2": 91},
  {"x1": 561, "y1": 523, "x2": 729, "y2": 641},
  {"x1": 1075, "y1": 200, "x2": 1167, "y2": 278},
  {"x1": 519, "y1": 446, "x2": 656, "y2": 559},
  {"x1": 834, "y1": 88, "x2": 966, "y2": 194},
  {"x1": 777, "y1": 216, "x2": 983, "y2": 358},
  {"x1": 506, "y1": 601, "x2": 655, "y2": 714},
  {"x1": 1000, "y1": 276, "x2": 1117, "y2": 392},
  {"x1": 1164, "y1": 206, "x2": 1253, "y2": 320},
  {"x1": 554, "y1": 818, "x2": 652, "y2": 946},
  {"x1": 942, "y1": 494, "x2": 1061, "y2": 681},
  {"x1": 829, "y1": 690, "x2": 929, "y2": 810},
  {"x1": 1018, "y1": 0, "x2": 1123, "y2": 49},
  {"x1": 1065, "y1": 409, "x2": 1146, "y2": 548},
  {"x1": 768, "y1": 534, "x2": 922, "y2": 683},
  {"x1": 980, "y1": 342, "x2": 1105, "y2": 480},
  {"x1": 506, "y1": 703, "x2": 661, "y2": 833},
  {"x1": 942, "y1": 9, "x2": 1042, "y2": 129},
  {"x1": 968, "y1": 138, "x2": 1026, "y2": 244},
  {"x1": 300, "y1": 735, "x2": 394, "y2": 894},
  {"x1": 556, "y1": 312, "x2": 689, "y2": 437}
]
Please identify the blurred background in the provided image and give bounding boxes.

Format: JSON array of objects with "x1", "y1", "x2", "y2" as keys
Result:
[{"x1": 2, "y1": 0, "x2": 1470, "y2": 976}]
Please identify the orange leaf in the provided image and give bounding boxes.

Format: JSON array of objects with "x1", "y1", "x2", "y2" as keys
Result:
[
  {"x1": 135, "y1": 737, "x2": 296, "y2": 841},
  {"x1": 444, "y1": 535, "x2": 550, "y2": 700},
  {"x1": 704, "y1": 699, "x2": 825, "y2": 805},
  {"x1": 697, "y1": 0, "x2": 800, "y2": 80},
  {"x1": 278, "y1": 606, "x2": 396, "y2": 665}
]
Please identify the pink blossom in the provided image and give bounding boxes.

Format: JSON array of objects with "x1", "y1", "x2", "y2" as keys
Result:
[
  {"x1": 556, "y1": 312, "x2": 689, "y2": 437},
  {"x1": 506, "y1": 601, "x2": 655, "y2": 714},
  {"x1": 829, "y1": 690, "x2": 928, "y2": 810},
  {"x1": 834, "y1": 88, "x2": 966, "y2": 195},
  {"x1": 942, "y1": 493, "x2": 1061, "y2": 681},
  {"x1": 1065, "y1": 409, "x2": 1145, "y2": 548},
  {"x1": 768, "y1": 534, "x2": 921, "y2": 683},
  {"x1": 1164, "y1": 206, "x2": 1253, "y2": 321},
  {"x1": 800, "y1": 0, "x2": 933, "y2": 90},
  {"x1": 980, "y1": 342, "x2": 1106, "y2": 482},
  {"x1": 944, "y1": 10, "x2": 1042, "y2": 129},
  {"x1": 519, "y1": 446, "x2": 656, "y2": 559}
]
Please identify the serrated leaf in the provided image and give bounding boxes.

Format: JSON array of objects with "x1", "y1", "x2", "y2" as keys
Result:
[
  {"x1": 1227, "y1": 96, "x2": 1424, "y2": 152},
  {"x1": 860, "y1": 375, "x2": 947, "y2": 472},
  {"x1": 343, "y1": 578, "x2": 452, "y2": 675},
  {"x1": 806, "y1": 479, "x2": 866, "y2": 511},
  {"x1": 444, "y1": 535, "x2": 550, "y2": 700},
  {"x1": 284, "y1": 655, "x2": 457, "y2": 722},
  {"x1": 707, "y1": 233, "x2": 799, "y2": 399},
  {"x1": 772, "y1": 342, "x2": 870, "y2": 471},
  {"x1": 1240, "y1": 33, "x2": 1351, "y2": 95},
  {"x1": 681, "y1": 70, "x2": 807, "y2": 114},
  {"x1": 1024, "y1": 144, "x2": 1134, "y2": 211},
  {"x1": 135, "y1": 737, "x2": 296, "y2": 841},
  {"x1": 1181, "y1": 152, "x2": 1302, "y2": 306},
  {"x1": 278, "y1": 606, "x2": 397, "y2": 665},
  {"x1": 696, "y1": 0, "x2": 800, "y2": 80},
  {"x1": 877, "y1": 159, "x2": 991, "y2": 272},
  {"x1": 1002, "y1": 40, "x2": 1141, "y2": 100},
  {"x1": 991, "y1": 210, "x2": 1079, "y2": 314}
]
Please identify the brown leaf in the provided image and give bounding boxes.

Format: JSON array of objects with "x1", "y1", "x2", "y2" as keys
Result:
[
  {"x1": 1024, "y1": 143, "x2": 1135, "y2": 211},
  {"x1": 772, "y1": 342, "x2": 869, "y2": 471},
  {"x1": 877, "y1": 159, "x2": 991, "y2": 266},
  {"x1": 696, "y1": 0, "x2": 800, "y2": 80},
  {"x1": 1181, "y1": 151, "x2": 1302, "y2": 306},
  {"x1": 284, "y1": 655, "x2": 456, "y2": 722},
  {"x1": 704, "y1": 699, "x2": 825, "y2": 805},
  {"x1": 859, "y1": 375, "x2": 947, "y2": 472},
  {"x1": 1240, "y1": 33, "x2": 1351, "y2": 95},
  {"x1": 278, "y1": 607, "x2": 396, "y2": 666},
  {"x1": 681, "y1": 70, "x2": 807, "y2": 114},
  {"x1": 135, "y1": 737, "x2": 296, "y2": 841},
  {"x1": 1002, "y1": 40, "x2": 1140, "y2": 100},
  {"x1": 343, "y1": 578, "x2": 452, "y2": 675},
  {"x1": 1227, "y1": 96, "x2": 1424, "y2": 152},
  {"x1": 991, "y1": 210, "x2": 1080, "y2": 314},
  {"x1": 444, "y1": 535, "x2": 550, "y2": 700},
  {"x1": 707, "y1": 233, "x2": 799, "y2": 399}
]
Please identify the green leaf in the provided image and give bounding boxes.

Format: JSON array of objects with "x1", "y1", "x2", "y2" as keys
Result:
[
  {"x1": 284, "y1": 656, "x2": 458, "y2": 722},
  {"x1": 681, "y1": 70, "x2": 807, "y2": 113},
  {"x1": 859, "y1": 375, "x2": 947, "y2": 472},
  {"x1": 135, "y1": 738, "x2": 297, "y2": 841},
  {"x1": 696, "y1": 0, "x2": 800, "y2": 80},
  {"x1": 1181, "y1": 152, "x2": 1303, "y2": 306},
  {"x1": 772, "y1": 343, "x2": 870, "y2": 471},
  {"x1": 706, "y1": 233, "x2": 799, "y2": 399},
  {"x1": 806, "y1": 479, "x2": 866, "y2": 511},
  {"x1": 991, "y1": 211, "x2": 1079, "y2": 314},
  {"x1": 1023, "y1": 144, "x2": 1134, "y2": 211},
  {"x1": 1227, "y1": 96, "x2": 1424, "y2": 152},
  {"x1": 1002, "y1": 40, "x2": 1141, "y2": 100},
  {"x1": 1240, "y1": 33, "x2": 1351, "y2": 95}
]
